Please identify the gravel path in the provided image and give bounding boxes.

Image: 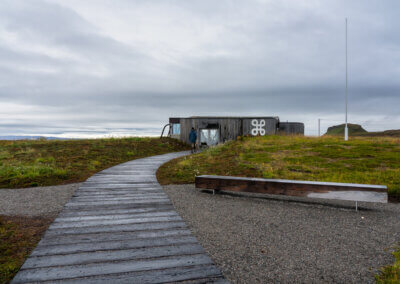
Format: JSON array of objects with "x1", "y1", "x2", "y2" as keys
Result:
[
  {"x1": 0, "y1": 183, "x2": 80, "y2": 217},
  {"x1": 163, "y1": 184, "x2": 400, "y2": 283}
]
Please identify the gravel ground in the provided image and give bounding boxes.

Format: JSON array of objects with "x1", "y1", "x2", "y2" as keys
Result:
[
  {"x1": 0, "y1": 183, "x2": 80, "y2": 217},
  {"x1": 163, "y1": 184, "x2": 400, "y2": 283}
]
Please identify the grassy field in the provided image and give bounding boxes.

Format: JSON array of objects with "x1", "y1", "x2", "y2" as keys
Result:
[
  {"x1": 0, "y1": 137, "x2": 189, "y2": 283},
  {"x1": 0, "y1": 137, "x2": 189, "y2": 189},
  {"x1": 157, "y1": 135, "x2": 400, "y2": 282},
  {"x1": 0, "y1": 216, "x2": 52, "y2": 283},
  {"x1": 1, "y1": 135, "x2": 399, "y2": 282},
  {"x1": 376, "y1": 244, "x2": 400, "y2": 283},
  {"x1": 326, "y1": 123, "x2": 400, "y2": 138},
  {"x1": 157, "y1": 135, "x2": 400, "y2": 199}
]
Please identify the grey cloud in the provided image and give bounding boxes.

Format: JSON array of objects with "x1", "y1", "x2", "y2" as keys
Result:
[{"x1": 0, "y1": 0, "x2": 399, "y2": 137}]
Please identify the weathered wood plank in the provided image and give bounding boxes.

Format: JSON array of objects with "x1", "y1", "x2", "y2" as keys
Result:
[
  {"x1": 39, "y1": 228, "x2": 192, "y2": 246},
  {"x1": 56, "y1": 264, "x2": 225, "y2": 284},
  {"x1": 64, "y1": 200, "x2": 171, "y2": 209},
  {"x1": 14, "y1": 254, "x2": 214, "y2": 282},
  {"x1": 66, "y1": 196, "x2": 170, "y2": 204},
  {"x1": 13, "y1": 151, "x2": 225, "y2": 283},
  {"x1": 33, "y1": 233, "x2": 198, "y2": 257},
  {"x1": 55, "y1": 211, "x2": 178, "y2": 222},
  {"x1": 23, "y1": 243, "x2": 206, "y2": 269},
  {"x1": 58, "y1": 206, "x2": 175, "y2": 217},
  {"x1": 44, "y1": 221, "x2": 188, "y2": 236},
  {"x1": 73, "y1": 191, "x2": 163, "y2": 197},
  {"x1": 49, "y1": 215, "x2": 183, "y2": 229}
]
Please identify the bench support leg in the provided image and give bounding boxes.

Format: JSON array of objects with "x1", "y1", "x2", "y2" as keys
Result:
[{"x1": 355, "y1": 201, "x2": 358, "y2": 211}]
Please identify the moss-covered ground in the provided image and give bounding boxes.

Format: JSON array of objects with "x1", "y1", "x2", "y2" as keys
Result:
[
  {"x1": 0, "y1": 137, "x2": 189, "y2": 189},
  {"x1": 158, "y1": 135, "x2": 400, "y2": 198},
  {"x1": 0, "y1": 216, "x2": 52, "y2": 283},
  {"x1": 157, "y1": 135, "x2": 400, "y2": 282},
  {"x1": 0, "y1": 137, "x2": 189, "y2": 283}
]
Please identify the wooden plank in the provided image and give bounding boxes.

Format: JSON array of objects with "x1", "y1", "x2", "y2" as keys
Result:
[
  {"x1": 39, "y1": 228, "x2": 192, "y2": 246},
  {"x1": 79, "y1": 183, "x2": 159, "y2": 188},
  {"x1": 33, "y1": 234, "x2": 199, "y2": 257},
  {"x1": 14, "y1": 254, "x2": 214, "y2": 282},
  {"x1": 64, "y1": 200, "x2": 172, "y2": 209},
  {"x1": 53, "y1": 265, "x2": 225, "y2": 284},
  {"x1": 55, "y1": 211, "x2": 178, "y2": 222},
  {"x1": 22, "y1": 243, "x2": 206, "y2": 269},
  {"x1": 196, "y1": 175, "x2": 388, "y2": 203},
  {"x1": 44, "y1": 221, "x2": 188, "y2": 236},
  {"x1": 13, "y1": 151, "x2": 225, "y2": 283},
  {"x1": 49, "y1": 215, "x2": 183, "y2": 229},
  {"x1": 66, "y1": 196, "x2": 170, "y2": 204},
  {"x1": 58, "y1": 206, "x2": 175, "y2": 217}
]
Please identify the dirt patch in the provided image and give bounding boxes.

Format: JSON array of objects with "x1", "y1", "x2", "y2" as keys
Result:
[
  {"x1": 0, "y1": 183, "x2": 80, "y2": 283},
  {"x1": 0, "y1": 216, "x2": 53, "y2": 283}
]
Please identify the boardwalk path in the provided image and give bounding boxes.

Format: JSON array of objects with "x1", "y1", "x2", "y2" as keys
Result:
[{"x1": 13, "y1": 151, "x2": 226, "y2": 283}]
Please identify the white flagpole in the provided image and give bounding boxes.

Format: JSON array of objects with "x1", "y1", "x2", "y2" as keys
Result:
[{"x1": 345, "y1": 18, "x2": 349, "y2": 141}]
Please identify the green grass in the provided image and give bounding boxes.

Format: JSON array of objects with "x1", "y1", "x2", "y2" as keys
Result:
[
  {"x1": 0, "y1": 137, "x2": 189, "y2": 188},
  {"x1": 0, "y1": 137, "x2": 189, "y2": 283},
  {"x1": 376, "y1": 245, "x2": 400, "y2": 283},
  {"x1": 0, "y1": 216, "x2": 53, "y2": 283},
  {"x1": 325, "y1": 123, "x2": 367, "y2": 136},
  {"x1": 157, "y1": 135, "x2": 400, "y2": 199},
  {"x1": 157, "y1": 135, "x2": 400, "y2": 283}
]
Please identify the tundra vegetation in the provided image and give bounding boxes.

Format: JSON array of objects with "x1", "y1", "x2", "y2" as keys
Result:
[
  {"x1": 0, "y1": 137, "x2": 189, "y2": 283},
  {"x1": 375, "y1": 243, "x2": 400, "y2": 283},
  {"x1": 1, "y1": 136, "x2": 399, "y2": 282},
  {"x1": 157, "y1": 135, "x2": 400, "y2": 282},
  {"x1": 158, "y1": 135, "x2": 400, "y2": 198},
  {"x1": 0, "y1": 216, "x2": 52, "y2": 283},
  {"x1": 0, "y1": 137, "x2": 188, "y2": 188}
]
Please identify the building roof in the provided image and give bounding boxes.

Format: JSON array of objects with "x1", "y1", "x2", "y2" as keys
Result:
[{"x1": 187, "y1": 116, "x2": 279, "y2": 119}]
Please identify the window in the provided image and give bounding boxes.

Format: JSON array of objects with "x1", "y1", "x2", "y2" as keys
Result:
[{"x1": 172, "y1": 124, "x2": 180, "y2": 135}]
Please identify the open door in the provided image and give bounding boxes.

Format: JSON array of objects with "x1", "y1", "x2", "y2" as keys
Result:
[{"x1": 200, "y1": 128, "x2": 219, "y2": 146}]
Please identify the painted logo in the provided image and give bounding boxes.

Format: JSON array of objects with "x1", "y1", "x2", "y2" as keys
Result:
[{"x1": 251, "y1": 119, "x2": 266, "y2": 136}]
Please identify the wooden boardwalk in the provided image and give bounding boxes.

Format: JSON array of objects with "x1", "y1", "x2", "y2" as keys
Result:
[{"x1": 13, "y1": 152, "x2": 226, "y2": 283}]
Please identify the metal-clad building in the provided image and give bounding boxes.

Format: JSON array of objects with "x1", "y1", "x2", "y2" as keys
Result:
[
  {"x1": 278, "y1": 122, "x2": 305, "y2": 135},
  {"x1": 167, "y1": 116, "x2": 304, "y2": 146}
]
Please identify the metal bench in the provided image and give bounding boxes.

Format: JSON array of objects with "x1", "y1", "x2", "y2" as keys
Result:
[{"x1": 195, "y1": 175, "x2": 388, "y2": 210}]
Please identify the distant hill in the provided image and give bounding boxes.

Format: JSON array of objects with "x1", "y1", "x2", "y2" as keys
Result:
[
  {"x1": 361, "y1": 129, "x2": 400, "y2": 137},
  {"x1": 325, "y1": 123, "x2": 367, "y2": 136},
  {"x1": 325, "y1": 124, "x2": 400, "y2": 137},
  {"x1": 0, "y1": 136, "x2": 70, "y2": 141}
]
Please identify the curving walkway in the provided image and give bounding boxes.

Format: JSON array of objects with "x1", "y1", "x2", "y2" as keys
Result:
[{"x1": 13, "y1": 151, "x2": 226, "y2": 283}]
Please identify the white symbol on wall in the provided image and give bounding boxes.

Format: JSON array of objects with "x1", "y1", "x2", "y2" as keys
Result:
[{"x1": 251, "y1": 119, "x2": 266, "y2": 136}]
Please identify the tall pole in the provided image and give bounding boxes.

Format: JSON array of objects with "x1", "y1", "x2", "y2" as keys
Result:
[
  {"x1": 318, "y1": 118, "x2": 321, "y2": 137},
  {"x1": 345, "y1": 18, "x2": 349, "y2": 141}
]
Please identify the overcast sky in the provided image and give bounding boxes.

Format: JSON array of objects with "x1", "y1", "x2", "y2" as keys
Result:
[{"x1": 0, "y1": 0, "x2": 399, "y2": 137}]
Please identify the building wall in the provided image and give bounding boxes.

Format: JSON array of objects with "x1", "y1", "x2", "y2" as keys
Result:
[
  {"x1": 278, "y1": 122, "x2": 305, "y2": 135},
  {"x1": 179, "y1": 117, "x2": 279, "y2": 144},
  {"x1": 242, "y1": 118, "x2": 278, "y2": 136}
]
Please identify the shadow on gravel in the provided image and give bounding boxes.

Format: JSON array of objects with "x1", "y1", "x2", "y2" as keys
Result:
[{"x1": 200, "y1": 189, "x2": 387, "y2": 212}]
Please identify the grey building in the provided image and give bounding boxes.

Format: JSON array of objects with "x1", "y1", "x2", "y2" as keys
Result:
[
  {"x1": 165, "y1": 116, "x2": 304, "y2": 146},
  {"x1": 278, "y1": 122, "x2": 305, "y2": 135}
]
